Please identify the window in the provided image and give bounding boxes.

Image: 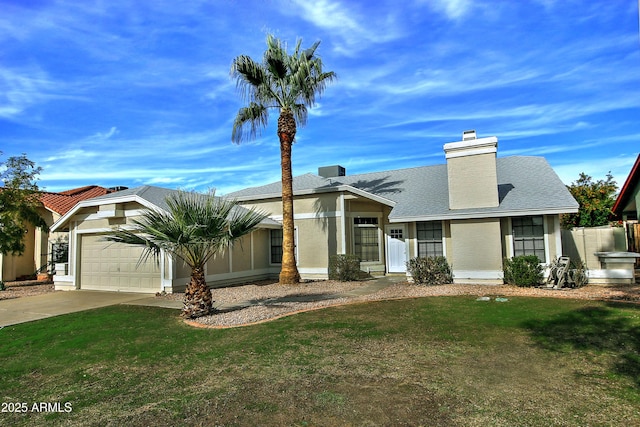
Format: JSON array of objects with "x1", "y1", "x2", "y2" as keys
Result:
[
  {"x1": 270, "y1": 229, "x2": 283, "y2": 264},
  {"x1": 512, "y1": 216, "x2": 545, "y2": 261},
  {"x1": 51, "y1": 242, "x2": 69, "y2": 263},
  {"x1": 416, "y1": 221, "x2": 443, "y2": 257},
  {"x1": 389, "y1": 228, "x2": 403, "y2": 239},
  {"x1": 353, "y1": 217, "x2": 380, "y2": 262}
]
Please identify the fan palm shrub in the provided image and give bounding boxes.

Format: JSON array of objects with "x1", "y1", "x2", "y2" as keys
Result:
[{"x1": 105, "y1": 191, "x2": 268, "y2": 318}]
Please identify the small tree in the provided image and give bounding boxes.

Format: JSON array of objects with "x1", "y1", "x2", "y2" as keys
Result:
[
  {"x1": 561, "y1": 172, "x2": 617, "y2": 229},
  {"x1": 0, "y1": 152, "x2": 48, "y2": 256}
]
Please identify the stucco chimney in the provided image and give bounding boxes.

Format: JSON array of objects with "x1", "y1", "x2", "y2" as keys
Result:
[{"x1": 443, "y1": 131, "x2": 499, "y2": 210}]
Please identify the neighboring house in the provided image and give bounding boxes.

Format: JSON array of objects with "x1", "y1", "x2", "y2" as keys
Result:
[
  {"x1": 0, "y1": 185, "x2": 116, "y2": 282},
  {"x1": 612, "y1": 153, "x2": 640, "y2": 221},
  {"x1": 228, "y1": 131, "x2": 579, "y2": 284},
  {"x1": 50, "y1": 186, "x2": 281, "y2": 293},
  {"x1": 612, "y1": 153, "x2": 640, "y2": 255}
]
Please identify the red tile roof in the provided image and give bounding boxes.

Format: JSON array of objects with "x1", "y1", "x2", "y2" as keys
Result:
[{"x1": 40, "y1": 186, "x2": 117, "y2": 215}]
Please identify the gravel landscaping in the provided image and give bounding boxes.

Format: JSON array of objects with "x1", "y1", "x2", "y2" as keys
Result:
[
  {"x1": 183, "y1": 279, "x2": 640, "y2": 328},
  {"x1": 0, "y1": 281, "x2": 56, "y2": 300},
  {"x1": 3, "y1": 278, "x2": 639, "y2": 328}
]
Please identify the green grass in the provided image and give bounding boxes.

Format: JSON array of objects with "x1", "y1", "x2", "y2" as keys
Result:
[{"x1": 0, "y1": 297, "x2": 639, "y2": 426}]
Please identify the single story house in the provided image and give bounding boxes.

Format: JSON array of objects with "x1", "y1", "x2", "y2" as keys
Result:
[
  {"x1": 49, "y1": 131, "x2": 579, "y2": 293},
  {"x1": 50, "y1": 185, "x2": 281, "y2": 293},
  {"x1": 228, "y1": 131, "x2": 579, "y2": 284},
  {"x1": 0, "y1": 185, "x2": 115, "y2": 282}
]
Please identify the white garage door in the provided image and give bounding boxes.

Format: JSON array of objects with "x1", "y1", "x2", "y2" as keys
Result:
[{"x1": 80, "y1": 235, "x2": 161, "y2": 293}]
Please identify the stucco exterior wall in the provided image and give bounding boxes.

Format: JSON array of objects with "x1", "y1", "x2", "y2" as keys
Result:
[
  {"x1": 231, "y1": 234, "x2": 253, "y2": 272},
  {"x1": 1, "y1": 225, "x2": 37, "y2": 281},
  {"x1": 251, "y1": 229, "x2": 270, "y2": 270},
  {"x1": 447, "y1": 153, "x2": 499, "y2": 209},
  {"x1": 206, "y1": 250, "x2": 230, "y2": 274},
  {"x1": 449, "y1": 218, "x2": 503, "y2": 284}
]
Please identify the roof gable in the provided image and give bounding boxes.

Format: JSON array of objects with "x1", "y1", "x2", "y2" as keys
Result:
[
  {"x1": 612, "y1": 153, "x2": 640, "y2": 216},
  {"x1": 51, "y1": 185, "x2": 281, "y2": 232}
]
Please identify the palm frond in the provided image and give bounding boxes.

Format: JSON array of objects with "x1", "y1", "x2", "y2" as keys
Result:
[
  {"x1": 232, "y1": 102, "x2": 269, "y2": 144},
  {"x1": 230, "y1": 34, "x2": 336, "y2": 144},
  {"x1": 231, "y1": 55, "x2": 266, "y2": 97}
]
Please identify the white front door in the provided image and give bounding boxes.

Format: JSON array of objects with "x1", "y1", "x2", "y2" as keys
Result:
[{"x1": 386, "y1": 225, "x2": 408, "y2": 273}]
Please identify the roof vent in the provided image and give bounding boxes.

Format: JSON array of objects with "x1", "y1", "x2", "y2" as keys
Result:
[{"x1": 462, "y1": 130, "x2": 477, "y2": 140}]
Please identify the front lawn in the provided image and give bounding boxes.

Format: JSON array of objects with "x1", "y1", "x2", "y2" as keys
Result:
[{"x1": 0, "y1": 296, "x2": 638, "y2": 426}]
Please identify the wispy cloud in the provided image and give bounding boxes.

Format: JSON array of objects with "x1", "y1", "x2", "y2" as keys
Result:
[
  {"x1": 0, "y1": 67, "x2": 59, "y2": 119},
  {"x1": 288, "y1": 0, "x2": 404, "y2": 55},
  {"x1": 2, "y1": 0, "x2": 638, "y2": 194},
  {"x1": 422, "y1": 0, "x2": 475, "y2": 20},
  {"x1": 91, "y1": 127, "x2": 119, "y2": 140}
]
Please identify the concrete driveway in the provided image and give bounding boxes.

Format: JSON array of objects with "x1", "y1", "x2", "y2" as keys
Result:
[{"x1": 0, "y1": 291, "x2": 182, "y2": 327}]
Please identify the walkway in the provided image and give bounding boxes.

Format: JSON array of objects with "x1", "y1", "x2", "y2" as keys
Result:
[{"x1": 0, "y1": 291, "x2": 154, "y2": 327}]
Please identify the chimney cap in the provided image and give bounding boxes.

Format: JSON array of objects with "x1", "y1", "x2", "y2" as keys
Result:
[{"x1": 462, "y1": 130, "x2": 476, "y2": 140}]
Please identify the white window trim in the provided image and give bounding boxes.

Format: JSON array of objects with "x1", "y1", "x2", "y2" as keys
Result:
[
  {"x1": 509, "y1": 215, "x2": 549, "y2": 264},
  {"x1": 351, "y1": 213, "x2": 383, "y2": 263},
  {"x1": 413, "y1": 220, "x2": 446, "y2": 258}
]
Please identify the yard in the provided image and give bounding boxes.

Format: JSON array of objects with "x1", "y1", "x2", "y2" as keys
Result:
[{"x1": 0, "y1": 295, "x2": 639, "y2": 426}]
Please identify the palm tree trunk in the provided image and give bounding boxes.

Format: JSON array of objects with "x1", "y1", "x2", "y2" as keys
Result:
[
  {"x1": 278, "y1": 109, "x2": 301, "y2": 284},
  {"x1": 182, "y1": 267, "x2": 214, "y2": 318}
]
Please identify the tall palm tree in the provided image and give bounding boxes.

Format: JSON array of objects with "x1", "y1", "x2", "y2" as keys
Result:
[
  {"x1": 231, "y1": 34, "x2": 336, "y2": 285},
  {"x1": 105, "y1": 191, "x2": 268, "y2": 318}
]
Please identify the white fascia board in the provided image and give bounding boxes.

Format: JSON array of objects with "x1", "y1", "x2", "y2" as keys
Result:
[
  {"x1": 258, "y1": 221, "x2": 283, "y2": 229},
  {"x1": 50, "y1": 195, "x2": 165, "y2": 232},
  {"x1": 341, "y1": 185, "x2": 396, "y2": 207},
  {"x1": 443, "y1": 136, "x2": 498, "y2": 159},
  {"x1": 388, "y1": 206, "x2": 579, "y2": 223},
  {"x1": 233, "y1": 185, "x2": 396, "y2": 207}
]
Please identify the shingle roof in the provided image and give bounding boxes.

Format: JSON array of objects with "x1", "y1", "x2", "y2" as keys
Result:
[
  {"x1": 227, "y1": 173, "x2": 331, "y2": 199},
  {"x1": 83, "y1": 185, "x2": 176, "y2": 211},
  {"x1": 228, "y1": 156, "x2": 579, "y2": 220},
  {"x1": 55, "y1": 185, "x2": 281, "y2": 228}
]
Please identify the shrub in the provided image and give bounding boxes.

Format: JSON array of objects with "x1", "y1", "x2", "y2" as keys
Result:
[
  {"x1": 0, "y1": 281, "x2": 4, "y2": 291},
  {"x1": 406, "y1": 256, "x2": 453, "y2": 286},
  {"x1": 328, "y1": 254, "x2": 361, "y2": 281},
  {"x1": 503, "y1": 255, "x2": 543, "y2": 287}
]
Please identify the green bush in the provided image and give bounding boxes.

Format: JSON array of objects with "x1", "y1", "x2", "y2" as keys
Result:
[
  {"x1": 406, "y1": 256, "x2": 453, "y2": 286},
  {"x1": 503, "y1": 255, "x2": 543, "y2": 287},
  {"x1": 0, "y1": 281, "x2": 4, "y2": 291},
  {"x1": 328, "y1": 254, "x2": 361, "y2": 281}
]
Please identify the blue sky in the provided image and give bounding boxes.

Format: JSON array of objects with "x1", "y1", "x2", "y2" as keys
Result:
[{"x1": 1, "y1": 0, "x2": 639, "y2": 195}]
